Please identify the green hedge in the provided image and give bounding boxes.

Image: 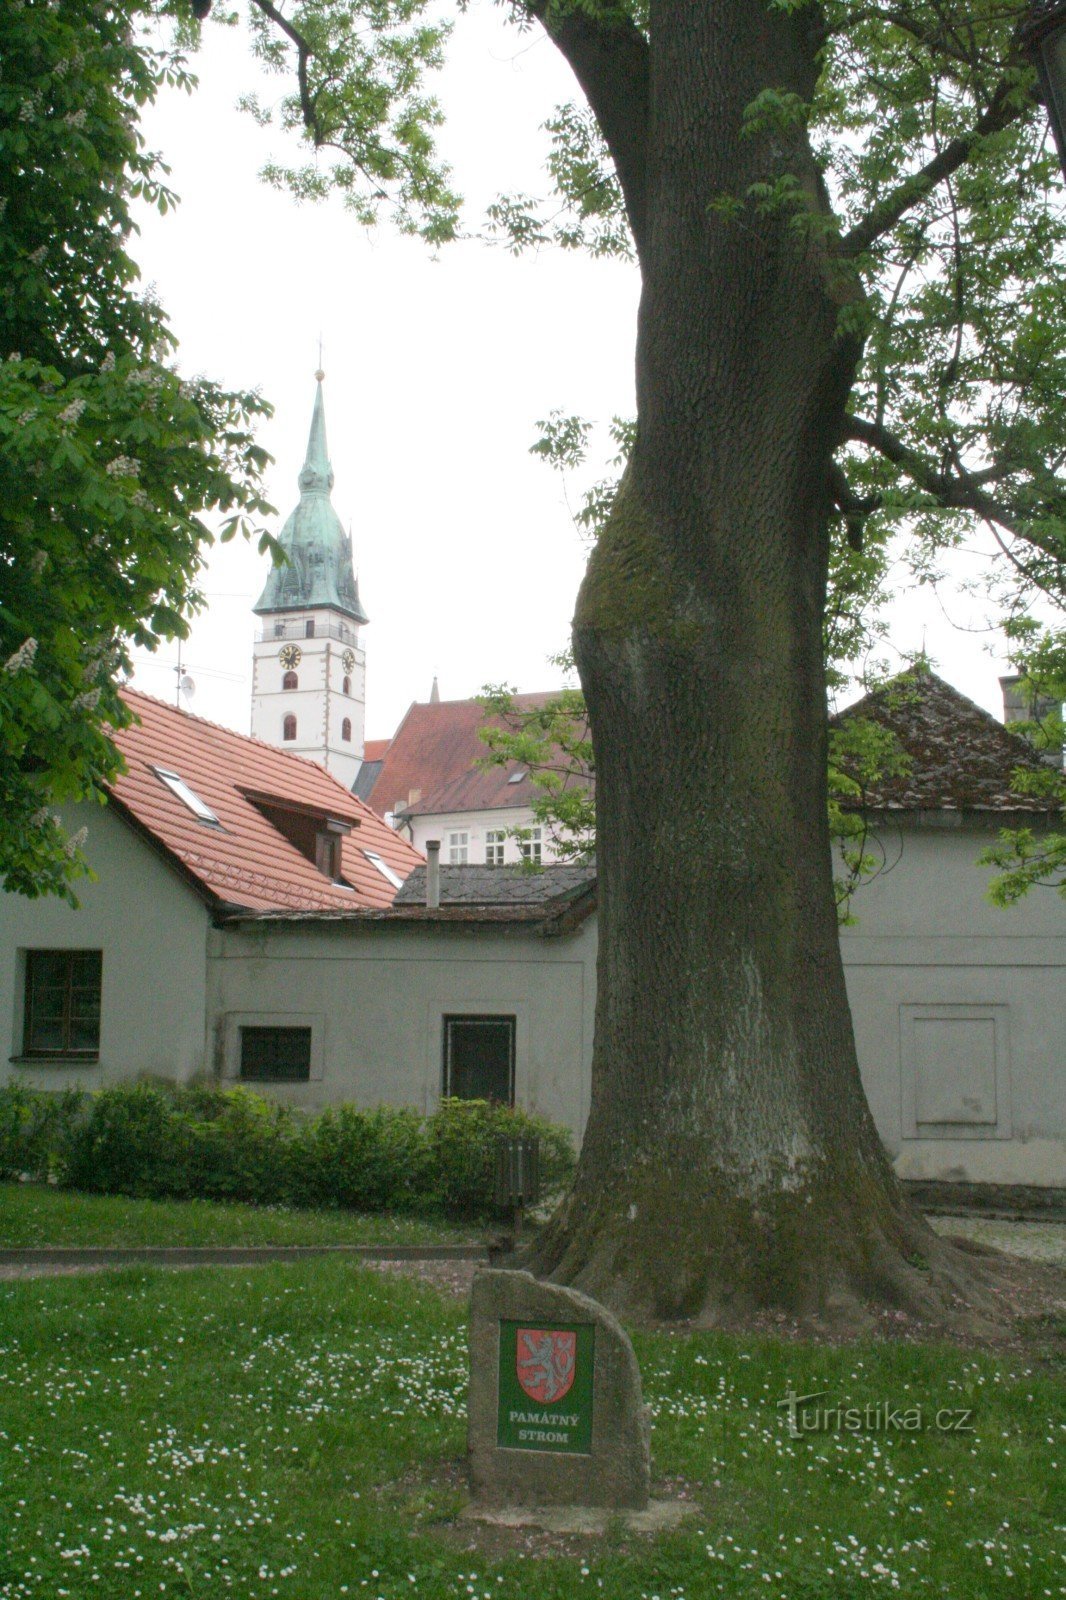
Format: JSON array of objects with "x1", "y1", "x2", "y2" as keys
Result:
[{"x1": 0, "y1": 1082, "x2": 574, "y2": 1218}]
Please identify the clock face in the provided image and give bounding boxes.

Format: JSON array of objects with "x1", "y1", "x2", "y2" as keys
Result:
[
  {"x1": 342, "y1": 649, "x2": 356, "y2": 673},
  {"x1": 279, "y1": 644, "x2": 302, "y2": 670}
]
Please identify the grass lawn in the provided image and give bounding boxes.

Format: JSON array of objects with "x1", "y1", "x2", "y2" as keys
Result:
[
  {"x1": 0, "y1": 1260, "x2": 1060, "y2": 1599},
  {"x1": 0, "y1": 1184, "x2": 480, "y2": 1248}
]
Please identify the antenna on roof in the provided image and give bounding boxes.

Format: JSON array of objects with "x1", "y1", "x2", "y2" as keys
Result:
[{"x1": 174, "y1": 640, "x2": 195, "y2": 708}]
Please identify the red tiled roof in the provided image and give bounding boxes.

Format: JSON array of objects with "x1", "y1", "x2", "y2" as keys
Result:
[
  {"x1": 365, "y1": 692, "x2": 591, "y2": 819},
  {"x1": 362, "y1": 738, "x2": 391, "y2": 762},
  {"x1": 108, "y1": 689, "x2": 424, "y2": 912},
  {"x1": 833, "y1": 668, "x2": 1059, "y2": 813}
]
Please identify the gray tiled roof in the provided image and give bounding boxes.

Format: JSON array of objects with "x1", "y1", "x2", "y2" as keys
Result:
[
  {"x1": 394, "y1": 863, "x2": 596, "y2": 907},
  {"x1": 833, "y1": 668, "x2": 1059, "y2": 813}
]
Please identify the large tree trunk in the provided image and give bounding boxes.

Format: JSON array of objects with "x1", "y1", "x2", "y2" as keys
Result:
[{"x1": 533, "y1": 0, "x2": 982, "y2": 1326}]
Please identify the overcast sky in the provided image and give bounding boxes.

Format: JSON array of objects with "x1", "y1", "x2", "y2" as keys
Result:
[{"x1": 127, "y1": 4, "x2": 1018, "y2": 738}]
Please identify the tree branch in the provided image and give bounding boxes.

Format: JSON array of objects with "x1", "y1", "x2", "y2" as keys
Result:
[
  {"x1": 525, "y1": 2, "x2": 650, "y2": 257},
  {"x1": 844, "y1": 413, "x2": 1066, "y2": 559},
  {"x1": 250, "y1": 0, "x2": 322, "y2": 144},
  {"x1": 841, "y1": 81, "x2": 1021, "y2": 257}
]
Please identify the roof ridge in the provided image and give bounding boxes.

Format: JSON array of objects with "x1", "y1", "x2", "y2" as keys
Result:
[{"x1": 407, "y1": 688, "x2": 571, "y2": 710}]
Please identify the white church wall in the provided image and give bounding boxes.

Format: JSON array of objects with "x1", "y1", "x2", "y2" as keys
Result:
[
  {"x1": 1, "y1": 805, "x2": 211, "y2": 1094},
  {"x1": 251, "y1": 619, "x2": 366, "y2": 789}
]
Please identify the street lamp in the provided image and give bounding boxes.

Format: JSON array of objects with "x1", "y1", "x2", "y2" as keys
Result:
[{"x1": 1023, "y1": 0, "x2": 1066, "y2": 178}]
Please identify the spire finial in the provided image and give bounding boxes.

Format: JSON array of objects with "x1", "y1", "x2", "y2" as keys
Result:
[{"x1": 315, "y1": 334, "x2": 324, "y2": 384}]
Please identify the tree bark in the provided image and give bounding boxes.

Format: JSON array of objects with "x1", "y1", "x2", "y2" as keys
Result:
[{"x1": 532, "y1": 0, "x2": 982, "y2": 1325}]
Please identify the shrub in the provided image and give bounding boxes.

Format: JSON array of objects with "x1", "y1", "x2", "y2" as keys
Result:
[
  {"x1": 63, "y1": 1082, "x2": 183, "y2": 1197},
  {"x1": 290, "y1": 1104, "x2": 432, "y2": 1212},
  {"x1": 0, "y1": 1080, "x2": 575, "y2": 1219},
  {"x1": 426, "y1": 1098, "x2": 576, "y2": 1216},
  {"x1": 0, "y1": 1083, "x2": 85, "y2": 1181}
]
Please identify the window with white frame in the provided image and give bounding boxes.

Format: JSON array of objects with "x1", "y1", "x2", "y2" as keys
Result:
[
  {"x1": 448, "y1": 831, "x2": 469, "y2": 864},
  {"x1": 152, "y1": 767, "x2": 220, "y2": 826},
  {"x1": 518, "y1": 826, "x2": 543, "y2": 865},
  {"x1": 363, "y1": 849, "x2": 405, "y2": 890},
  {"x1": 485, "y1": 830, "x2": 506, "y2": 867}
]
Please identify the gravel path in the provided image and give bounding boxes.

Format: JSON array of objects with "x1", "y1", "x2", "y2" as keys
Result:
[{"x1": 929, "y1": 1215, "x2": 1066, "y2": 1266}]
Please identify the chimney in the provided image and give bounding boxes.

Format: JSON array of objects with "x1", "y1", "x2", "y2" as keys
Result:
[
  {"x1": 426, "y1": 839, "x2": 441, "y2": 908},
  {"x1": 1000, "y1": 674, "x2": 1064, "y2": 768}
]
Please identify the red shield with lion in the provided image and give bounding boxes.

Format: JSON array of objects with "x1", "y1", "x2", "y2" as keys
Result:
[{"x1": 516, "y1": 1328, "x2": 577, "y2": 1404}]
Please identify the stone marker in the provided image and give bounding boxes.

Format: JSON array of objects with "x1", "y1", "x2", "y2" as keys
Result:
[{"x1": 467, "y1": 1269, "x2": 651, "y2": 1511}]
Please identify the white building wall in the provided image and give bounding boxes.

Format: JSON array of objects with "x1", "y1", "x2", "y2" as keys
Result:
[
  {"x1": 4, "y1": 799, "x2": 1059, "y2": 1189},
  {"x1": 208, "y1": 918, "x2": 595, "y2": 1141},
  {"x1": 840, "y1": 819, "x2": 1064, "y2": 1187},
  {"x1": 406, "y1": 806, "x2": 568, "y2": 866},
  {"x1": 0, "y1": 805, "x2": 211, "y2": 1093}
]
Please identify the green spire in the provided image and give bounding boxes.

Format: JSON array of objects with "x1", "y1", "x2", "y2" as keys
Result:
[{"x1": 253, "y1": 373, "x2": 369, "y2": 625}]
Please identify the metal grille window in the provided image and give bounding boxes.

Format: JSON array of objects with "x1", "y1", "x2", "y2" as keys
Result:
[
  {"x1": 485, "y1": 830, "x2": 506, "y2": 866},
  {"x1": 239, "y1": 1026, "x2": 312, "y2": 1082},
  {"x1": 443, "y1": 1015, "x2": 516, "y2": 1104},
  {"x1": 23, "y1": 950, "x2": 102, "y2": 1057}
]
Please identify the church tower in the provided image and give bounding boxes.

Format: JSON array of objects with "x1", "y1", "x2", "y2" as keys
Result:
[{"x1": 250, "y1": 373, "x2": 369, "y2": 790}]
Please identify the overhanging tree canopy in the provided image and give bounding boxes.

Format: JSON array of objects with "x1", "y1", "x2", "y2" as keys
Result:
[
  {"x1": 219, "y1": 0, "x2": 1066, "y2": 1322},
  {"x1": 0, "y1": 0, "x2": 273, "y2": 903}
]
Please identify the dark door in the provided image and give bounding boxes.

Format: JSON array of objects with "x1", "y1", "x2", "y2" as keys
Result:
[{"x1": 443, "y1": 1015, "x2": 516, "y2": 1104}]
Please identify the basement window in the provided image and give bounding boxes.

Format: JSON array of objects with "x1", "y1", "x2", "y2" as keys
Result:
[
  {"x1": 152, "y1": 767, "x2": 220, "y2": 826},
  {"x1": 443, "y1": 1015, "x2": 515, "y2": 1104},
  {"x1": 363, "y1": 849, "x2": 404, "y2": 890},
  {"x1": 239, "y1": 1026, "x2": 312, "y2": 1083}
]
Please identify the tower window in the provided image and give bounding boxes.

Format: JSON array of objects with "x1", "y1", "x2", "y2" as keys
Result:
[
  {"x1": 341, "y1": 718, "x2": 352, "y2": 742},
  {"x1": 283, "y1": 671, "x2": 298, "y2": 691},
  {"x1": 342, "y1": 675, "x2": 351, "y2": 696},
  {"x1": 274, "y1": 621, "x2": 285, "y2": 638},
  {"x1": 305, "y1": 620, "x2": 315, "y2": 638},
  {"x1": 282, "y1": 714, "x2": 297, "y2": 742}
]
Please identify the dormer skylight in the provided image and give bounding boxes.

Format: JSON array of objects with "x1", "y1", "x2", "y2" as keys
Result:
[
  {"x1": 507, "y1": 770, "x2": 527, "y2": 785},
  {"x1": 363, "y1": 850, "x2": 405, "y2": 890},
  {"x1": 152, "y1": 767, "x2": 220, "y2": 826}
]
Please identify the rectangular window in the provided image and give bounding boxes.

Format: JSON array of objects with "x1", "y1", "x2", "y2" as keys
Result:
[
  {"x1": 239, "y1": 1026, "x2": 312, "y2": 1083},
  {"x1": 23, "y1": 949, "x2": 102, "y2": 1058},
  {"x1": 448, "y1": 830, "x2": 469, "y2": 864},
  {"x1": 152, "y1": 766, "x2": 220, "y2": 826},
  {"x1": 443, "y1": 1015, "x2": 516, "y2": 1105},
  {"x1": 363, "y1": 849, "x2": 405, "y2": 890},
  {"x1": 485, "y1": 830, "x2": 506, "y2": 867},
  {"x1": 518, "y1": 826, "x2": 543, "y2": 865},
  {"x1": 315, "y1": 831, "x2": 340, "y2": 881}
]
